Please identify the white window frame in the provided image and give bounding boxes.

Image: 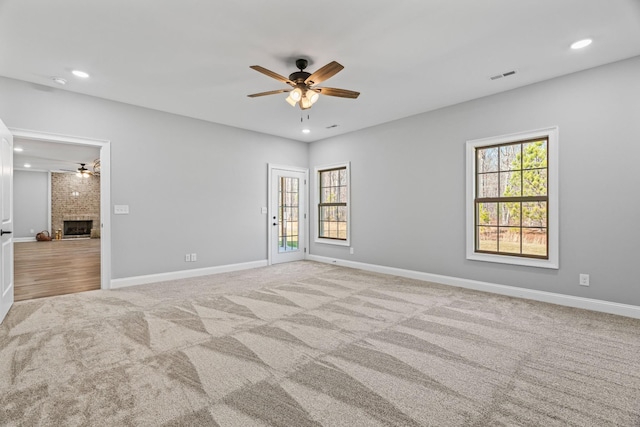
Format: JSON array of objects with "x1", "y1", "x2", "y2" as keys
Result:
[
  {"x1": 466, "y1": 127, "x2": 559, "y2": 269},
  {"x1": 314, "y1": 162, "x2": 351, "y2": 246}
]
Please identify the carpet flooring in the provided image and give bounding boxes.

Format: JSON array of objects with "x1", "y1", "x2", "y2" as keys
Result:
[{"x1": 1, "y1": 261, "x2": 639, "y2": 426}]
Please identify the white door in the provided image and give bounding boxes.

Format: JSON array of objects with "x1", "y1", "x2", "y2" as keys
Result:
[
  {"x1": 270, "y1": 168, "x2": 306, "y2": 264},
  {"x1": 0, "y1": 120, "x2": 14, "y2": 324}
]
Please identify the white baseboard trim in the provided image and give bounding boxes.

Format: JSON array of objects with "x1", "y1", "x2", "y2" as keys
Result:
[
  {"x1": 13, "y1": 237, "x2": 36, "y2": 242},
  {"x1": 307, "y1": 255, "x2": 640, "y2": 319},
  {"x1": 110, "y1": 260, "x2": 268, "y2": 289}
]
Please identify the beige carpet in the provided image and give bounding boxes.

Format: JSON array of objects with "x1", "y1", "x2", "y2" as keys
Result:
[{"x1": 1, "y1": 261, "x2": 639, "y2": 426}]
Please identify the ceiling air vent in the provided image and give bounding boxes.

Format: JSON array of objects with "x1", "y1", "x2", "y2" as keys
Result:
[{"x1": 490, "y1": 70, "x2": 517, "y2": 81}]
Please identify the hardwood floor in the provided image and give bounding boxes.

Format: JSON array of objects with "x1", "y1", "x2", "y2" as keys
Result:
[{"x1": 14, "y1": 238, "x2": 101, "y2": 301}]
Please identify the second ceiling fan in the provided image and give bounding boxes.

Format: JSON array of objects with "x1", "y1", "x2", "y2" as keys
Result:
[{"x1": 248, "y1": 59, "x2": 360, "y2": 110}]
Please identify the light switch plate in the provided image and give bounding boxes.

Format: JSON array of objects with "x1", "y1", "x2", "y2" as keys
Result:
[
  {"x1": 114, "y1": 205, "x2": 129, "y2": 215},
  {"x1": 261, "y1": 207, "x2": 268, "y2": 214}
]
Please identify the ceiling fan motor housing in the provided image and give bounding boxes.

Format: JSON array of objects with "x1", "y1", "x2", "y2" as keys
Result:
[{"x1": 289, "y1": 71, "x2": 311, "y2": 84}]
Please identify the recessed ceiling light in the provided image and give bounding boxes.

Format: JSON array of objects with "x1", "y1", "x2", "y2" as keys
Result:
[
  {"x1": 13, "y1": 147, "x2": 24, "y2": 152},
  {"x1": 72, "y1": 70, "x2": 90, "y2": 78},
  {"x1": 24, "y1": 163, "x2": 31, "y2": 168},
  {"x1": 52, "y1": 77, "x2": 67, "y2": 85},
  {"x1": 571, "y1": 39, "x2": 592, "y2": 50},
  {"x1": 302, "y1": 129, "x2": 311, "y2": 134}
]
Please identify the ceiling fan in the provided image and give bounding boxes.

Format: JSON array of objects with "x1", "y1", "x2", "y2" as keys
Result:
[
  {"x1": 76, "y1": 163, "x2": 92, "y2": 178},
  {"x1": 248, "y1": 59, "x2": 360, "y2": 110},
  {"x1": 58, "y1": 160, "x2": 100, "y2": 176}
]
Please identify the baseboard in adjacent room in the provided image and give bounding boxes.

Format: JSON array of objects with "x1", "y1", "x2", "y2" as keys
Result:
[
  {"x1": 110, "y1": 259, "x2": 268, "y2": 289},
  {"x1": 306, "y1": 254, "x2": 640, "y2": 320},
  {"x1": 14, "y1": 237, "x2": 37, "y2": 243}
]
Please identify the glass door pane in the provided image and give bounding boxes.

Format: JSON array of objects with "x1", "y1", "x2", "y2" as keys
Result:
[{"x1": 278, "y1": 176, "x2": 299, "y2": 253}]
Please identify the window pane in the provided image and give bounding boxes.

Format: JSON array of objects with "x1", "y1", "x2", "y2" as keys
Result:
[
  {"x1": 338, "y1": 222, "x2": 347, "y2": 239},
  {"x1": 522, "y1": 202, "x2": 546, "y2": 228},
  {"x1": 522, "y1": 228, "x2": 547, "y2": 256},
  {"x1": 331, "y1": 170, "x2": 340, "y2": 186},
  {"x1": 321, "y1": 171, "x2": 330, "y2": 187},
  {"x1": 319, "y1": 221, "x2": 326, "y2": 236},
  {"x1": 522, "y1": 140, "x2": 547, "y2": 169},
  {"x1": 499, "y1": 144, "x2": 521, "y2": 171},
  {"x1": 499, "y1": 227, "x2": 521, "y2": 254},
  {"x1": 477, "y1": 173, "x2": 499, "y2": 198},
  {"x1": 477, "y1": 203, "x2": 497, "y2": 225},
  {"x1": 339, "y1": 186, "x2": 347, "y2": 203},
  {"x1": 499, "y1": 202, "x2": 520, "y2": 226},
  {"x1": 500, "y1": 171, "x2": 521, "y2": 197},
  {"x1": 321, "y1": 188, "x2": 330, "y2": 203},
  {"x1": 319, "y1": 206, "x2": 329, "y2": 221},
  {"x1": 477, "y1": 147, "x2": 498, "y2": 172},
  {"x1": 522, "y1": 169, "x2": 547, "y2": 196},
  {"x1": 477, "y1": 226, "x2": 497, "y2": 252},
  {"x1": 339, "y1": 169, "x2": 347, "y2": 185}
]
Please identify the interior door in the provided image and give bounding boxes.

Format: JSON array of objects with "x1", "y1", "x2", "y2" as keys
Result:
[
  {"x1": 270, "y1": 168, "x2": 306, "y2": 264},
  {"x1": 0, "y1": 119, "x2": 14, "y2": 324}
]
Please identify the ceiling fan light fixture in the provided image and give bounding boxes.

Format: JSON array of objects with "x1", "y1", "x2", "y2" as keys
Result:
[
  {"x1": 300, "y1": 97, "x2": 312, "y2": 110},
  {"x1": 285, "y1": 94, "x2": 297, "y2": 107},
  {"x1": 290, "y1": 87, "x2": 303, "y2": 102},
  {"x1": 306, "y1": 89, "x2": 319, "y2": 105}
]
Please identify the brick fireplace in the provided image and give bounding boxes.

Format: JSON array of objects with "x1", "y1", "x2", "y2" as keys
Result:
[{"x1": 51, "y1": 172, "x2": 100, "y2": 239}]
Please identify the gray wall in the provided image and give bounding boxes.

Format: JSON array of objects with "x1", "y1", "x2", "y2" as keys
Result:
[
  {"x1": 2, "y1": 56, "x2": 639, "y2": 306},
  {"x1": 14, "y1": 170, "x2": 48, "y2": 238},
  {"x1": 309, "y1": 56, "x2": 640, "y2": 306},
  {"x1": 0, "y1": 77, "x2": 308, "y2": 278}
]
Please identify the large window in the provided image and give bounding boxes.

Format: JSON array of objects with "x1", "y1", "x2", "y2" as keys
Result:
[
  {"x1": 466, "y1": 128, "x2": 558, "y2": 269},
  {"x1": 316, "y1": 163, "x2": 350, "y2": 245}
]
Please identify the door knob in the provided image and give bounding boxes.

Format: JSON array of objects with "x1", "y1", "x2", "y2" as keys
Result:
[{"x1": 0, "y1": 229, "x2": 12, "y2": 236}]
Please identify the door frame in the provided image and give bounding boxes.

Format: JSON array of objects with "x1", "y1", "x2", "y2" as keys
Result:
[
  {"x1": 10, "y1": 128, "x2": 112, "y2": 289},
  {"x1": 267, "y1": 164, "x2": 309, "y2": 266}
]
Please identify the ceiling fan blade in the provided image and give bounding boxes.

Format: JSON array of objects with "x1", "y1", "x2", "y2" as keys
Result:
[
  {"x1": 305, "y1": 61, "x2": 344, "y2": 85},
  {"x1": 247, "y1": 89, "x2": 291, "y2": 98},
  {"x1": 317, "y1": 87, "x2": 360, "y2": 99},
  {"x1": 250, "y1": 65, "x2": 294, "y2": 86}
]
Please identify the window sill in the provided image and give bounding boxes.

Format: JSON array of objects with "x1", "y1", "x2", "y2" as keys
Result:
[
  {"x1": 315, "y1": 237, "x2": 350, "y2": 247},
  {"x1": 467, "y1": 251, "x2": 558, "y2": 269}
]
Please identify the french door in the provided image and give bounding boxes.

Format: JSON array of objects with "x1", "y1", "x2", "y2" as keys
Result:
[{"x1": 269, "y1": 166, "x2": 307, "y2": 264}]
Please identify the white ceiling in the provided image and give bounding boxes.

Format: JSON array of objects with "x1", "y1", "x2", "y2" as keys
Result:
[
  {"x1": 13, "y1": 137, "x2": 100, "y2": 173},
  {"x1": 1, "y1": 0, "x2": 640, "y2": 148}
]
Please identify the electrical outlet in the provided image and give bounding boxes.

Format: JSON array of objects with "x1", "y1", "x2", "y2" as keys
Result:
[
  {"x1": 191, "y1": 253, "x2": 197, "y2": 262},
  {"x1": 349, "y1": 247, "x2": 354, "y2": 255},
  {"x1": 579, "y1": 274, "x2": 589, "y2": 286},
  {"x1": 185, "y1": 254, "x2": 191, "y2": 262}
]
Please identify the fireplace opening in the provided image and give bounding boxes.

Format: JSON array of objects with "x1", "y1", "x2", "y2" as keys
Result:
[{"x1": 63, "y1": 220, "x2": 93, "y2": 238}]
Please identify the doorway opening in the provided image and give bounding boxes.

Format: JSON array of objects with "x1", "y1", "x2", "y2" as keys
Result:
[{"x1": 10, "y1": 128, "x2": 111, "y2": 299}]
